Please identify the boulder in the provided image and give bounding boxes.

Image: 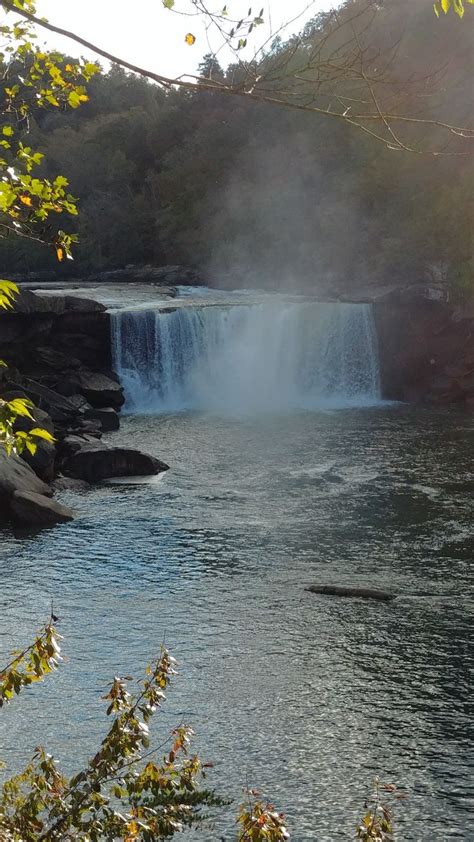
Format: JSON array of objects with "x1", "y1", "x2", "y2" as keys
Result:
[
  {"x1": 0, "y1": 449, "x2": 52, "y2": 504},
  {"x1": 305, "y1": 585, "x2": 394, "y2": 602},
  {"x1": 73, "y1": 371, "x2": 124, "y2": 409},
  {"x1": 65, "y1": 419, "x2": 102, "y2": 438},
  {"x1": 21, "y1": 440, "x2": 56, "y2": 483},
  {"x1": 58, "y1": 435, "x2": 87, "y2": 457},
  {"x1": 84, "y1": 406, "x2": 120, "y2": 432},
  {"x1": 10, "y1": 490, "x2": 74, "y2": 526},
  {"x1": 62, "y1": 443, "x2": 169, "y2": 482},
  {"x1": 61, "y1": 393, "x2": 92, "y2": 413}
]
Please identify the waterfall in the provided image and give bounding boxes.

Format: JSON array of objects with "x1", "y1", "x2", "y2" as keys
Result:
[{"x1": 111, "y1": 301, "x2": 381, "y2": 414}]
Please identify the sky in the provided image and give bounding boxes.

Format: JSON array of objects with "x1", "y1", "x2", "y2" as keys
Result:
[{"x1": 29, "y1": 0, "x2": 332, "y2": 81}]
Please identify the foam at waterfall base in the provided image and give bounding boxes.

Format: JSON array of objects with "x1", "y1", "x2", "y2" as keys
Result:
[{"x1": 112, "y1": 299, "x2": 381, "y2": 415}]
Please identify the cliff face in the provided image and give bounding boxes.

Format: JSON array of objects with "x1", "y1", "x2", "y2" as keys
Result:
[
  {"x1": 373, "y1": 287, "x2": 474, "y2": 410},
  {"x1": 0, "y1": 289, "x2": 111, "y2": 374}
]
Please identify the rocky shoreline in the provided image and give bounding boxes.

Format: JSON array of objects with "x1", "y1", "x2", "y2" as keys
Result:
[{"x1": 0, "y1": 288, "x2": 168, "y2": 528}]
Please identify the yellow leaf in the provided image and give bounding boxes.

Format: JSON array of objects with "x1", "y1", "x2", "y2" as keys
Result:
[
  {"x1": 7, "y1": 398, "x2": 34, "y2": 419},
  {"x1": 30, "y1": 427, "x2": 55, "y2": 443},
  {"x1": 56, "y1": 246, "x2": 65, "y2": 262},
  {"x1": 185, "y1": 33, "x2": 196, "y2": 45},
  {"x1": 19, "y1": 195, "x2": 32, "y2": 206}
]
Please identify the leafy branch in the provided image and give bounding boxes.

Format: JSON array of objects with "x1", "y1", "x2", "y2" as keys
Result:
[{"x1": 0, "y1": 618, "x2": 61, "y2": 708}]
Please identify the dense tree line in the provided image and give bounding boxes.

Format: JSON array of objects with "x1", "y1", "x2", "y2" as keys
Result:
[{"x1": 0, "y1": 0, "x2": 472, "y2": 298}]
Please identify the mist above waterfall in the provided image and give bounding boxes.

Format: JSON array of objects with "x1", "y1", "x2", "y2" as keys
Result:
[
  {"x1": 112, "y1": 297, "x2": 380, "y2": 415},
  {"x1": 203, "y1": 133, "x2": 367, "y2": 294}
]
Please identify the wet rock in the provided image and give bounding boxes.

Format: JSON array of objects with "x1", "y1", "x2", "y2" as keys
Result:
[
  {"x1": 62, "y1": 443, "x2": 169, "y2": 482},
  {"x1": 53, "y1": 475, "x2": 90, "y2": 491},
  {"x1": 10, "y1": 490, "x2": 74, "y2": 526},
  {"x1": 84, "y1": 406, "x2": 120, "y2": 431},
  {"x1": 305, "y1": 585, "x2": 394, "y2": 602},
  {"x1": 73, "y1": 371, "x2": 124, "y2": 409}
]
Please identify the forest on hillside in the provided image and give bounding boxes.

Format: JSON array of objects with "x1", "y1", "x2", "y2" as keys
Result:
[{"x1": 0, "y1": 0, "x2": 473, "y2": 297}]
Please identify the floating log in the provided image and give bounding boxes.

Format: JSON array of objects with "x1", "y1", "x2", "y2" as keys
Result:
[{"x1": 305, "y1": 585, "x2": 394, "y2": 602}]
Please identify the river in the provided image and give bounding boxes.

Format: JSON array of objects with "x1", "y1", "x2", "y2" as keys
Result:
[{"x1": 0, "y1": 286, "x2": 472, "y2": 840}]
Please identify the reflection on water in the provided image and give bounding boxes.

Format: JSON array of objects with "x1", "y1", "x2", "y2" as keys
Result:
[{"x1": 0, "y1": 407, "x2": 473, "y2": 840}]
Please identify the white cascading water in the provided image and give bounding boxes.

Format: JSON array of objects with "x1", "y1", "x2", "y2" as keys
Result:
[{"x1": 111, "y1": 301, "x2": 381, "y2": 413}]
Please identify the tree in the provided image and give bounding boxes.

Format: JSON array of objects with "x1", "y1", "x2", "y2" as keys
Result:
[
  {"x1": 0, "y1": 614, "x2": 294, "y2": 840},
  {"x1": 2, "y1": 0, "x2": 473, "y2": 154}
]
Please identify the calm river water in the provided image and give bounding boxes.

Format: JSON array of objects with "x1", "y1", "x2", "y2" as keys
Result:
[{"x1": 0, "y1": 407, "x2": 473, "y2": 840}]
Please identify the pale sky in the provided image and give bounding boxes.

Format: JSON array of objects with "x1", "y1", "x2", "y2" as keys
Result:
[{"x1": 29, "y1": 0, "x2": 332, "y2": 80}]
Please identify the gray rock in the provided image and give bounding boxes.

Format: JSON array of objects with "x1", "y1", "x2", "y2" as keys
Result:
[
  {"x1": 35, "y1": 347, "x2": 82, "y2": 371},
  {"x1": 0, "y1": 449, "x2": 52, "y2": 503},
  {"x1": 10, "y1": 490, "x2": 74, "y2": 526},
  {"x1": 63, "y1": 393, "x2": 92, "y2": 413},
  {"x1": 13, "y1": 289, "x2": 106, "y2": 315},
  {"x1": 85, "y1": 264, "x2": 202, "y2": 287},
  {"x1": 305, "y1": 585, "x2": 394, "y2": 602},
  {"x1": 67, "y1": 419, "x2": 102, "y2": 437},
  {"x1": 58, "y1": 435, "x2": 86, "y2": 457},
  {"x1": 6, "y1": 379, "x2": 80, "y2": 423},
  {"x1": 63, "y1": 295, "x2": 106, "y2": 312},
  {"x1": 20, "y1": 440, "x2": 56, "y2": 483},
  {"x1": 62, "y1": 443, "x2": 169, "y2": 482},
  {"x1": 14, "y1": 405, "x2": 55, "y2": 436}
]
